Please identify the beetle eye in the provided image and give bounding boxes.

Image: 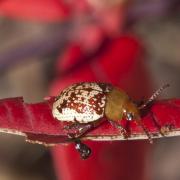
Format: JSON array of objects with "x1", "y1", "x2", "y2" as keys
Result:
[{"x1": 126, "y1": 112, "x2": 133, "y2": 121}]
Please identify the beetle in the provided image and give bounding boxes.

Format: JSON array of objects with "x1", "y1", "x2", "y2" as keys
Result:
[{"x1": 52, "y1": 82, "x2": 169, "y2": 158}]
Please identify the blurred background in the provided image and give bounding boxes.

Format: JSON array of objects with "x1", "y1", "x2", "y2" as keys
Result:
[{"x1": 0, "y1": 0, "x2": 179, "y2": 180}]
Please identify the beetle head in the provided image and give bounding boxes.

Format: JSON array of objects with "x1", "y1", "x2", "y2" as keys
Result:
[{"x1": 123, "y1": 101, "x2": 140, "y2": 121}]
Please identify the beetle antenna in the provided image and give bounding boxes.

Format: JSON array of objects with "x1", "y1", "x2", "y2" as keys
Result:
[{"x1": 139, "y1": 84, "x2": 170, "y2": 109}]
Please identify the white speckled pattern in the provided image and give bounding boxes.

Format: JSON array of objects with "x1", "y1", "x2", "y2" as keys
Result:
[{"x1": 52, "y1": 83, "x2": 112, "y2": 123}]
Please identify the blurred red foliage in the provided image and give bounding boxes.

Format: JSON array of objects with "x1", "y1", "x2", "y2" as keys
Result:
[{"x1": 0, "y1": 0, "x2": 70, "y2": 21}]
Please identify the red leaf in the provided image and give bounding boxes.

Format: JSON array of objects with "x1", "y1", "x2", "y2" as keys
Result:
[{"x1": 0, "y1": 97, "x2": 179, "y2": 145}]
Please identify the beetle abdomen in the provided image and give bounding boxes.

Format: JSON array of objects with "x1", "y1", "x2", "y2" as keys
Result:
[{"x1": 52, "y1": 83, "x2": 112, "y2": 123}]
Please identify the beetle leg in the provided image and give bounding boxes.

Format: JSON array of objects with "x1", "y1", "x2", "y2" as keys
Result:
[
  {"x1": 66, "y1": 119, "x2": 104, "y2": 139},
  {"x1": 150, "y1": 111, "x2": 172, "y2": 136},
  {"x1": 74, "y1": 139, "x2": 91, "y2": 160},
  {"x1": 64, "y1": 118, "x2": 89, "y2": 131},
  {"x1": 136, "y1": 119, "x2": 153, "y2": 144},
  {"x1": 125, "y1": 120, "x2": 131, "y2": 135},
  {"x1": 108, "y1": 120, "x2": 129, "y2": 139},
  {"x1": 67, "y1": 123, "x2": 95, "y2": 139},
  {"x1": 64, "y1": 119, "x2": 81, "y2": 131}
]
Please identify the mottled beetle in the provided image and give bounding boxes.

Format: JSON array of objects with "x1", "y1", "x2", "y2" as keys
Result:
[{"x1": 52, "y1": 82, "x2": 169, "y2": 159}]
